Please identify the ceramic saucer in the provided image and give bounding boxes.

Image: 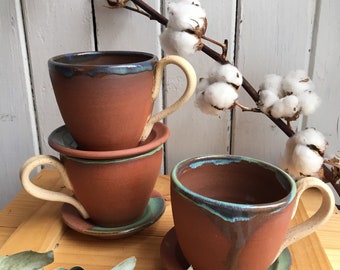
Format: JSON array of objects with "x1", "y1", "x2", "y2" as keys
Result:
[
  {"x1": 48, "y1": 122, "x2": 170, "y2": 160},
  {"x1": 61, "y1": 190, "x2": 165, "y2": 239},
  {"x1": 160, "y1": 227, "x2": 292, "y2": 270}
]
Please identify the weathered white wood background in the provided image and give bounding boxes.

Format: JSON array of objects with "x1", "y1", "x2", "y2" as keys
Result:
[{"x1": 0, "y1": 0, "x2": 339, "y2": 209}]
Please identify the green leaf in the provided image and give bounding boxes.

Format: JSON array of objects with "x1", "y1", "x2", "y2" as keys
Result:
[
  {"x1": 111, "y1": 257, "x2": 136, "y2": 270},
  {"x1": 0, "y1": 250, "x2": 54, "y2": 270}
]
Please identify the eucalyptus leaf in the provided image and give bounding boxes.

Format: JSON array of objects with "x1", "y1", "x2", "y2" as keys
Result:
[
  {"x1": 111, "y1": 256, "x2": 136, "y2": 270},
  {"x1": 0, "y1": 250, "x2": 54, "y2": 270}
]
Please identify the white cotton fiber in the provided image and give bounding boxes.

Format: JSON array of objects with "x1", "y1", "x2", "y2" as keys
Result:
[
  {"x1": 257, "y1": 89, "x2": 280, "y2": 113},
  {"x1": 160, "y1": 28, "x2": 200, "y2": 57},
  {"x1": 195, "y1": 90, "x2": 221, "y2": 115},
  {"x1": 269, "y1": 95, "x2": 299, "y2": 119},
  {"x1": 167, "y1": 1, "x2": 206, "y2": 32},
  {"x1": 280, "y1": 127, "x2": 328, "y2": 179},
  {"x1": 208, "y1": 63, "x2": 243, "y2": 89},
  {"x1": 259, "y1": 74, "x2": 283, "y2": 97},
  {"x1": 298, "y1": 91, "x2": 321, "y2": 115},
  {"x1": 291, "y1": 144, "x2": 324, "y2": 176},
  {"x1": 282, "y1": 70, "x2": 315, "y2": 96},
  {"x1": 293, "y1": 128, "x2": 328, "y2": 153},
  {"x1": 196, "y1": 82, "x2": 238, "y2": 115}
]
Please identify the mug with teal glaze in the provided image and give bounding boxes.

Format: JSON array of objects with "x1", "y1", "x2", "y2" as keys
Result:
[
  {"x1": 48, "y1": 51, "x2": 196, "y2": 151},
  {"x1": 19, "y1": 129, "x2": 168, "y2": 228},
  {"x1": 170, "y1": 155, "x2": 335, "y2": 270}
]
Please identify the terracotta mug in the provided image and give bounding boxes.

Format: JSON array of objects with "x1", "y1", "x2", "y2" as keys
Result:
[
  {"x1": 20, "y1": 124, "x2": 169, "y2": 227},
  {"x1": 170, "y1": 155, "x2": 335, "y2": 270},
  {"x1": 48, "y1": 51, "x2": 196, "y2": 151}
]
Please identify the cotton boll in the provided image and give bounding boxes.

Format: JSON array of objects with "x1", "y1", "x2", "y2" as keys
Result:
[
  {"x1": 167, "y1": 1, "x2": 207, "y2": 34},
  {"x1": 195, "y1": 90, "x2": 222, "y2": 115},
  {"x1": 259, "y1": 74, "x2": 283, "y2": 97},
  {"x1": 280, "y1": 135, "x2": 297, "y2": 172},
  {"x1": 282, "y1": 70, "x2": 315, "y2": 96},
  {"x1": 208, "y1": 63, "x2": 243, "y2": 89},
  {"x1": 195, "y1": 78, "x2": 222, "y2": 115},
  {"x1": 269, "y1": 95, "x2": 300, "y2": 119},
  {"x1": 257, "y1": 89, "x2": 280, "y2": 113},
  {"x1": 293, "y1": 128, "x2": 328, "y2": 155},
  {"x1": 205, "y1": 82, "x2": 238, "y2": 110},
  {"x1": 197, "y1": 82, "x2": 238, "y2": 114},
  {"x1": 291, "y1": 144, "x2": 324, "y2": 177},
  {"x1": 298, "y1": 91, "x2": 321, "y2": 115},
  {"x1": 160, "y1": 28, "x2": 201, "y2": 57},
  {"x1": 280, "y1": 128, "x2": 327, "y2": 179}
]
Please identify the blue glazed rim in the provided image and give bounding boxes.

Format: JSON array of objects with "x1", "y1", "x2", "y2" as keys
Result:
[
  {"x1": 171, "y1": 155, "x2": 296, "y2": 222},
  {"x1": 48, "y1": 51, "x2": 158, "y2": 77}
]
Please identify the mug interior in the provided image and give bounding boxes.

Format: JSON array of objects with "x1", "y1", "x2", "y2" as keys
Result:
[
  {"x1": 50, "y1": 51, "x2": 156, "y2": 66},
  {"x1": 172, "y1": 155, "x2": 294, "y2": 205}
]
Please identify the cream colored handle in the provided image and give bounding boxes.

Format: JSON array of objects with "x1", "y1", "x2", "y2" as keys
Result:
[
  {"x1": 278, "y1": 177, "x2": 335, "y2": 255},
  {"x1": 140, "y1": 55, "x2": 197, "y2": 141},
  {"x1": 20, "y1": 155, "x2": 89, "y2": 219}
]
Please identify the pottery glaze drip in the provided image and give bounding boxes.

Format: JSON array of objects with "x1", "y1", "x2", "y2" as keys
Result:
[
  {"x1": 48, "y1": 51, "x2": 157, "y2": 78},
  {"x1": 173, "y1": 157, "x2": 295, "y2": 222},
  {"x1": 48, "y1": 51, "x2": 196, "y2": 150},
  {"x1": 170, "y1": 155, "x2": 320, "y2": 270}
]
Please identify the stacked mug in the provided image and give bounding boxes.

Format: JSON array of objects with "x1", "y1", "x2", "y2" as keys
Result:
[{"x1": 20, "y1": 51, "x2": 196, "y2": 238}]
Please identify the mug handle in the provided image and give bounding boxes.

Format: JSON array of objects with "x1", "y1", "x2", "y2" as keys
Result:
[
  {"x1": 140, "y1": 55, "x2": 197, "y2": 141},
  {"x1": 277, "y1": 177, "x2": 335, "y2": 255},
  {"x1": 20, "y1": 155, "x2": 90, "y2": 219}
]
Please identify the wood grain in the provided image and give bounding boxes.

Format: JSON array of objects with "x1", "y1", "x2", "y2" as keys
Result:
[
  {"x1": 0, "y1": 0, "x2": 38, "y2": 209},
  {"x1": 0, "y1": 170, "x2": 338, "y2": 270}
]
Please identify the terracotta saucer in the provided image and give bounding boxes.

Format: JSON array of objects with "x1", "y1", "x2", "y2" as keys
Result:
[
  {"x1": 160, "y1": 227, "x2": 292, "y2": 270},
  {"x1": 61, "y1": 190, "x2": 165, "y2": 239},
  {"x1": 48, "y1": 122, "x2": 170, "y2": 160}
]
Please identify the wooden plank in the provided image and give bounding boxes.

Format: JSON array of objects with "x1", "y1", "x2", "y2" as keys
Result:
[
  {"x1": 0, "y1": 0, "x2": 39, "y2": 209},
  {"x1": 0, "y1": 169, "x2": 64, "y2": 228},
  {"x1": 21, "y1": 0, "x2": 95, "y2": 155},
  {"x1": 289, "y1": 196, "x2": 332, "y2": 270},
  {"x1": 233, "y1": 0, "x2": 317, "y2": 165},
  {"x1": 307, "y1": 0, "x2": 340, "y2": 157},
  {"x1": 164, "y1": 0, "x2": 237, "y2": 172},
  {"x1": 0, "y1": 169, "x2": 69, "y2": 254},
  {"x1": 301, "y1": 188, "x2": 340, "y2": 269},
  {"x1": 0, "y1": 201, "x2": 65, "y2": 255},
  {"x1": 0, "y1": 171, "x2": 337, "y2": 269}
]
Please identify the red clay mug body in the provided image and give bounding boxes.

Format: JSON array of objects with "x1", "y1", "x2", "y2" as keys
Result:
[
  {"x1": 48, "y1": 51, "x2": 196, "y2": 151},
  {"x1": 170, "y1": 155, "x2": 335, "y2": 270},
  {"x1": 20, "y1": 123, "x2": 170, "y2": 228}
]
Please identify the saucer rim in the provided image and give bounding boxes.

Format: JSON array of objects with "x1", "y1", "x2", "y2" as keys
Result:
[
  {"x1": 48, "y1": 122, "x2": 170, "y2": 160},
  {"x1": 61, "y1": 190, "x2": 165, "y2": 239}
]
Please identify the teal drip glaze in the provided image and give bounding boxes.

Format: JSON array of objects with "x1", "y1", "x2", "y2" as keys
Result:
[
  {"x1": 173, "y1": 155, "x2": 297, "y2": 223},
  {"x1": 89, "y1": 197, "x2": 164, "y2": 231},
  {"x1": 48, "y1": 51, "x2": 157, "y2": 78},
  {"x1": 189, "y1": 158, "x2": 242, "y2": 169},
  {"x1": 87, "y1": 64, "x2": 153, "y2": 77}
]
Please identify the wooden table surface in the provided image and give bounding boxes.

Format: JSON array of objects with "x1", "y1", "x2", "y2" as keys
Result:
[{"x1": 0, "y1": 169, "x2": 339, "y2": 269}]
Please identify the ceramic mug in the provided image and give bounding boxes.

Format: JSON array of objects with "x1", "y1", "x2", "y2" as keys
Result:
[
  {"x1": 170, "y1": 155, "x2": 335, "y2": 270},
  {"x1": 20, "y1": 145, "x2": 165, "y2": 228},
  {"x1": 48, "y1": 51, "x2": 196, "y2": 151}
]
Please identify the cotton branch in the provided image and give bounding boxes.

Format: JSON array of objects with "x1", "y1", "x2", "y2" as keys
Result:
[
  {"x1": 126, "y1": 0, "x2": 295, "y2": 138},
  {"x1": 108, "y1": 0, "x2": 335, "y2": 183}
]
